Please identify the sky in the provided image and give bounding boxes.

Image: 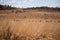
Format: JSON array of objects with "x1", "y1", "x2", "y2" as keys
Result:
[{"x1": 0, "y1": 0, "x2": 60, "y2": 8}]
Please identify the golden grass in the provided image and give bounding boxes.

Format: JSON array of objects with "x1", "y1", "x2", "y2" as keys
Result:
[{"x1": 0, "y1": 9, "x2": 60, "y2": 40}]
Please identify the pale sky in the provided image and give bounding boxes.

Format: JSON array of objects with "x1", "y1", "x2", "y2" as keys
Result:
[{"x1": 0, "y1": 0, "x2": 60, "y2": 8}]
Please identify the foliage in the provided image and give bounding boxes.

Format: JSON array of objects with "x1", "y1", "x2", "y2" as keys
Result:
[{"x1": 0, "y1": 4, "x2": 16, "y2": 10}]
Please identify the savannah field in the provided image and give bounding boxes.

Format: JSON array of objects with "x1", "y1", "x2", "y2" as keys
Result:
[{"x1": 0, "y1": 7, "x2": 60, "y2": 40}]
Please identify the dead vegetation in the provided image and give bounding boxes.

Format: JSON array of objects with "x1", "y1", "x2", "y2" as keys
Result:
[
  {"x1": 0, "y1": 26, "x2": 47, "y2": 40},
  {"x1": 0, "y1": 4, "x2": 60, "y2": 40}
]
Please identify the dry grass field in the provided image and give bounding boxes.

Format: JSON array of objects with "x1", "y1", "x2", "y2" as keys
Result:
[{"x1": 0, "y1": 8, "x2": 60, "y2": 40}]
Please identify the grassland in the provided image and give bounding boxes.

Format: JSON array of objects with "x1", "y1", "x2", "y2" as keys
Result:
[{"x1": 0, "y1": 7, "x2": 60, "y2": 40}]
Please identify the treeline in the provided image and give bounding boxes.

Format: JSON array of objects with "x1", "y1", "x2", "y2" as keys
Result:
[
  {"x1": 0, "y1": 4, "x2": 16, "y2": 10},
  {"x1": 25, "y1": 6, "x2": 60, "y2": 11},
  {"x1": 0, "y1": 4, "x2": 60, "y2": 11}
]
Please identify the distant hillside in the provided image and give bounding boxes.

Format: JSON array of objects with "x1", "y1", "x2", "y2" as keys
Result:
[
  {"x1": 0, "y1": 5, "x2": 16, "y2": 10},
  {"x1": 0, "y1": 4, "x2": 60, "y2": 12},
  {"x1": 25, "y1": 7, "x2": 60, "y2": 11}
]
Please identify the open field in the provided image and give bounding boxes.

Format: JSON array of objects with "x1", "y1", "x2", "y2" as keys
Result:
[{"x1": 0, "y1": 9, "x2": 60, "y2": 40}]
